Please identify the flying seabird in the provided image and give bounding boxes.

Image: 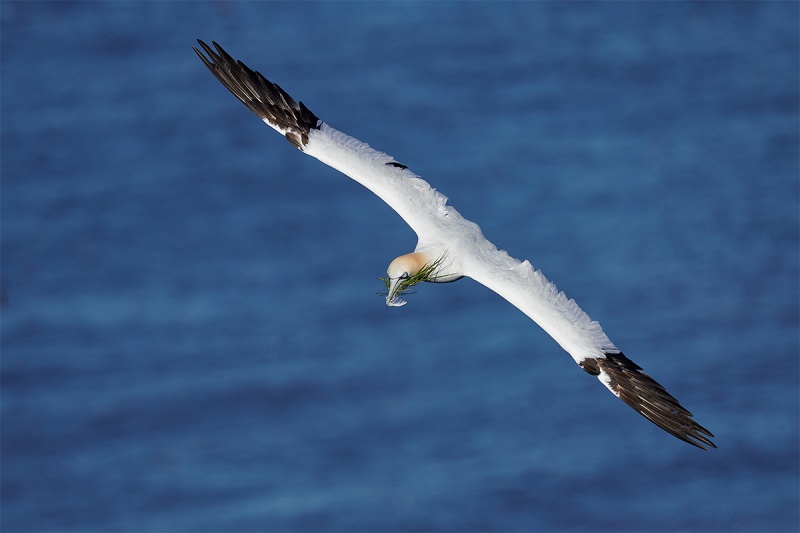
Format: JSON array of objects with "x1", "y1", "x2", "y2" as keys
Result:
[{"x1": 194, "y1": 40, "x2": 716, "y2": 450}]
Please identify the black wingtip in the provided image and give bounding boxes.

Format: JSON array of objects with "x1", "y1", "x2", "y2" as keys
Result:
[
  {"x1": 193, "y1": 39, "x2": 320, "y2": 149},
  {"x1": 581, "y1": 352, "x2": 716, "y2": 450}
]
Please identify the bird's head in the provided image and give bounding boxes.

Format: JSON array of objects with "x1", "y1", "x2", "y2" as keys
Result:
[{"x1": 381, "y1": 252, "x2": 438, "y2": 307}]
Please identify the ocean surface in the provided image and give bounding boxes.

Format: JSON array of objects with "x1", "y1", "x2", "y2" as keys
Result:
[{"x1": 2, "y1": 2, "x2": 798, "y2": 531}]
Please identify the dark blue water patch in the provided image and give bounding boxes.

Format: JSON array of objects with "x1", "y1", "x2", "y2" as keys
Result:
[{"x1": 2, "y1": 2, "x2": 798, "y2": 531}]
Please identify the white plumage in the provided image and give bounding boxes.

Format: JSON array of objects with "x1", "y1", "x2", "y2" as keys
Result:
[{"x1": 195, "y1": 40, "x2": 715, "y2": 450}]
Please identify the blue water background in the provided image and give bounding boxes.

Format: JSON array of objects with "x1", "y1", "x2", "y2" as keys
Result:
[{"x1": 2, "y1": 2, "x2": 798, "y2": 531}]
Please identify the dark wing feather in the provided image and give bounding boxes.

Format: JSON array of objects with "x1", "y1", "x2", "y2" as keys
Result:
[
  {"x1": 580, "y1": 352, "x2": 716, "y2": 450},
  {"x1": 193, "y1": 40, "x2": 319, "y2": 149}
]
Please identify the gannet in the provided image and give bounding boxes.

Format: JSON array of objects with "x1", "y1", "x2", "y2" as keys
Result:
[{"x1": 194, "y1": 40, "x2": 716, "y2": 450}]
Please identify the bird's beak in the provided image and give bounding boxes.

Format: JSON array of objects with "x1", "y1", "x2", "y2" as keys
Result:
[{"x1": 386, "y1": 277, "x2": 407, "y2": 307}]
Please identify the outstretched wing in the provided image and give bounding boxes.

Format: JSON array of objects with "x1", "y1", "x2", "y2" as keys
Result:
[
  {"x1": 194, "y1": 40, "x2": 715, "y2": 450},
  {"x1": 193, "y1": 40, "x2": 450, "y2": 240},
  {"x1": 466, "y1": 251, "x2": 716, "y2": 450}
]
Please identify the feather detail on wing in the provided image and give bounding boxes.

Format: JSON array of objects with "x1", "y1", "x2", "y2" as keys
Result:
[
  {"x1": 580, "y1": 352, "x2": 716, "y2": 450},
  {"x1": 193, "y1": 40, "x2": 320, "y2": 149},
  {"x1": 465, "y1": 251, "x2": 618, "y2": 363}
]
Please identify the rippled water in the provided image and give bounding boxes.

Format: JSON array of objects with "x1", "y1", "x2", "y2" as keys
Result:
[{"x1": 2, "y1": 2, "x2": 798, "y2": 531}]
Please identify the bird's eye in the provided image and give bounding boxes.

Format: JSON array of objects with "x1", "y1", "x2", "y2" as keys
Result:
[{"x1": 400, "y1": 272, "x2": 409, "y2": 280}]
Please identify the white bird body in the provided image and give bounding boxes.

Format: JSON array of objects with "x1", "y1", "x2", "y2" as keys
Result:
[
  {"x1": 306, "y1": 122, "x2": 617, "y2": 365},
  {"x1": 195, "y1": 40, "x2": 715, "y2": 450}
]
